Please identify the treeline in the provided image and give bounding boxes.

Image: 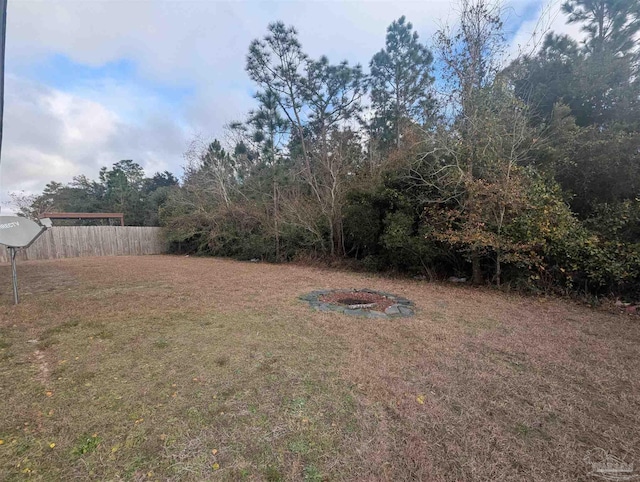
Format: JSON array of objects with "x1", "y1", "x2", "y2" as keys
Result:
[
  {"x1": 28, "y1": 0, "x2": 640, "y2": 297},
  {"x1": 20, "y1": 160, "x2": 178, "y2": 226}
]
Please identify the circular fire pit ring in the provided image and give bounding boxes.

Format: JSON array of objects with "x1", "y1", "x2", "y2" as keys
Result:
[{"x1": 299, "y1": 289, "x2": 414, "y2": 318}]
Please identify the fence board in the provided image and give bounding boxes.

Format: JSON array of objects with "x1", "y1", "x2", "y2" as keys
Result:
[{"x1": 0, "y1": 226, "x2": 166, "y2": 263}]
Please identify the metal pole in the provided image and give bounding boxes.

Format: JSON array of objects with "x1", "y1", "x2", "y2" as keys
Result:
[
  {"x1": 0, "y1": 0, "x2": 7, "y2": 160},
  {"x1": 0, "y1": 0, "x2": 8, "y2": 210},
  {"x1": 9, "y1": 246, "x2": 18, "y2": 304}
]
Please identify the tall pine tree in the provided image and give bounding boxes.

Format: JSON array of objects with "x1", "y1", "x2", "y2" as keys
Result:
[{"x1": 369, "y1": 16, "x2": 435, "y2": 151}]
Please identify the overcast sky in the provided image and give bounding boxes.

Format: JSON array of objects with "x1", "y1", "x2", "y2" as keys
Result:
[{"x1": 0, "y1": 0, "x2": 579, "y2": 205}]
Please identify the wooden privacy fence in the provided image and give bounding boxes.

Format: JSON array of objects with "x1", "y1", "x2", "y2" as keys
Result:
[{"x1": 0, "y1": 226, "x2": 166, "y2": 263}]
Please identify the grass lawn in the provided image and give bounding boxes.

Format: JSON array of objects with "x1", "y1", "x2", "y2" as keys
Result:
[{"x1": 0, "y1": 255, "x2": 638, "y2": 481}]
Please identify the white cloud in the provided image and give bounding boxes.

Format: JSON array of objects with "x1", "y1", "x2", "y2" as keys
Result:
[
  {"x1": 46, "y1": 89, "x2": 118, "y2": 147},
  {"x1": 1, "y1": 76, "x2": 188, "y2": 201}
]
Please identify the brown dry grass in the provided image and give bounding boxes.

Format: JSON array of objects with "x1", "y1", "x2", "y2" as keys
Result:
[{"x1": 0, "y1": 255, "x2": 638, "y2": 481}]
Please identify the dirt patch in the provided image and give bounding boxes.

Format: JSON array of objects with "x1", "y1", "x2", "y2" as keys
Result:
[{"x1": 32, "y1": 349, "x2": 50, "y2": 384}]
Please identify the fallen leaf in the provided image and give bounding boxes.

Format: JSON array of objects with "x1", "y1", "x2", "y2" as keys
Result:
[
  {"x1": 416, "y1": 395, "x2": 425, "y2": 405},
  {"x1": 45, "y1": 391, "x2": 53, "y2": 397},
  {"x1": 211, "y1": 448, "x2": 218, "y2": 455},
  {"x1": 212, "y1": 463, "x2": 220, "y2": 470},
  {"x1": 49, "y1": 443, "x2": 56, "y2": 449}
]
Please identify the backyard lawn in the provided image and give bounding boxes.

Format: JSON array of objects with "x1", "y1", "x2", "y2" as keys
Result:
[{"x1": 0, "y1": 256, "x2": 638, "y2": 481}]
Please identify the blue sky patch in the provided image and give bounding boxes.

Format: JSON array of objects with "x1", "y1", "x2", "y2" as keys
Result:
[{"x1": 23, "y1": 54, "x2": 194, "y2": 110}]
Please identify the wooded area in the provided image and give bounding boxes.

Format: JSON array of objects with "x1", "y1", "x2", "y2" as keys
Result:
[
  {"x1": 0, "y1": 227, "x2": 165, "y2": 262},
  {"x1": 23, "y1": 0, "x2": 640, "y2": 298}
]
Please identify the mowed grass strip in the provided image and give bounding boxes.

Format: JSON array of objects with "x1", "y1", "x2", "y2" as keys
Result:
[{"x1": 0, "y1": 255, "x2": 639, "y2": 481}]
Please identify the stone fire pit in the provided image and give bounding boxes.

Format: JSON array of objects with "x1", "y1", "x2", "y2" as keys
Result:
[{"x1": 299, "y1": 289, "x2": 414, "y2": 318}]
